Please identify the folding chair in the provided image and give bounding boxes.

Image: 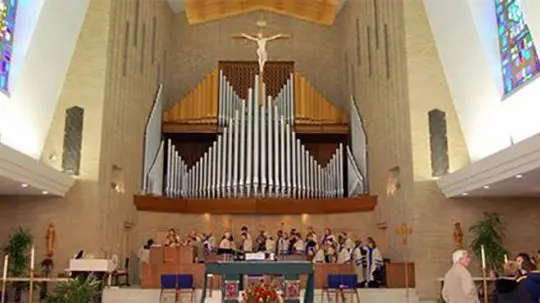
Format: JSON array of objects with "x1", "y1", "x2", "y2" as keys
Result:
[
  {"x1": 322, "y1": 274, "x2": 360, "y2": 303},
  {"x1": 160, "y1": 274, "x2": 178, "y2": 302},
  {"x1": 177, "y1": 274, "x2": 195, "y2": 303}
]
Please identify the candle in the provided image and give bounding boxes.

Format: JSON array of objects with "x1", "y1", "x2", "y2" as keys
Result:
[
  {"x1": 481, "y1": 245, "x2": 486, "y2": 269},
  {"x1": 2, "y1": 255, "x2": 7, "y2": 278},
  {"x1": 504, "y1": 254, "x2": 508, "y2": 263},
  {"x1": 30, "y1": 246, "x2": 35, "y2": 270}
]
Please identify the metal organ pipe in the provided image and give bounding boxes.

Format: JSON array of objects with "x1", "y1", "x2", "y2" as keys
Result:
[{"x1": 164, "y1": 73, "x2": 349, "y2": 200}]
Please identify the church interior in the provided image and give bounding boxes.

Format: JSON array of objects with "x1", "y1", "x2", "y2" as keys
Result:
[{"x1": 1, "y1": 0, "x2": 540, "y2": 302}]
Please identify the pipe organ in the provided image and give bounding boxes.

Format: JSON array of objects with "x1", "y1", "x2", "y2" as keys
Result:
[
  {"x1": 165, "y1": 75, "x2": 346, "y2": 199},
  {"x1": 141, "y1": 63, "x2": 370, "y2": 205}
]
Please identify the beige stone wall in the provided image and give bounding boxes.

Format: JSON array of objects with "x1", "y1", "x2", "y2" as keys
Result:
[
  {"x1": 0, "y1": 0, "x2": 113, "y2": 268},
  {"x1": 167, "y1": 11, "x2": 343, "y2": 111},
  {"x1": 0, "y1": 0, "x2": 174, "y2": 269},
  {"x1": 335, "y1": 0, "x2": 414, "y2": 260}
]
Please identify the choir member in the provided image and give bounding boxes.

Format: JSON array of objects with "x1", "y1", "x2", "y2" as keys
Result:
[
  {"x1": 293, "y1": 233, "x2": 305, "y2": 254},
  {"x1": 352, "y1": 240, "x2": 366, "y2": 285},
  {"x1": 364, "y1": 237, "x2": 384, "y2": 287},
  {"x1": 320, "y1": 228, "x2": 336, "y2": 246},
  {"x1": 218, "y1": 232, "x2": 234, "y2": 255},
  {"x1": 305, "y1": 234, "x2": 318, "y2": 257},
  {"x1": 164, "y1": 228, "x2": 180, "y2": 247},
  {"x1": 306, "y1": 226, "x2": 318, "y2": 244},
  {"x1": 265, "y1": 233, "x2": 275, "y2": 254},
  {"x1": 241, "y1": 232, "x2": 253, "y2": 253},
  {"x1": 313, "y1": 244, "x2": 327, "y2": 263},
  {"x1": 255, "y1": 229, "x2": 267, "y2": 252}
]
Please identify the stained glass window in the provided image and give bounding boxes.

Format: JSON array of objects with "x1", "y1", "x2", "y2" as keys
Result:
[{"x1": 495, "y1": 0, "x2": 540, "y2": 95}]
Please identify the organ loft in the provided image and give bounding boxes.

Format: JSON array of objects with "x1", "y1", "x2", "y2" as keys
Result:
[{"x1": 136, "y1": 20, "x2": 373, "y2": 214}]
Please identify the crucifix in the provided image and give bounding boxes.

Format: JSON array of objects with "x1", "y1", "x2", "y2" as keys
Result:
[{"x1": 233, "y1": 19, "x2": 291, "y2": 82}]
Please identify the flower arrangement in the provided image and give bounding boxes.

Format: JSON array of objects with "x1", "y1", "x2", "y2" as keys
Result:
[{"x1": 242, "y1": 280, "x2": 281, "y2": 303}]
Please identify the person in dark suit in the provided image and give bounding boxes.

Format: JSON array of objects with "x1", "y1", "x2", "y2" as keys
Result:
[{"x1": 492, "y1": 261, "x2": 533, "y2": 303}]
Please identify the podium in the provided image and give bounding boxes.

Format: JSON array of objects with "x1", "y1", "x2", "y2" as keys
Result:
[
  {"x1": 149, "y1": 246, "x2": 194, "y2": 264},
  {"x1": 201, "y1": 261, "x2": 314, "y2": 303}
]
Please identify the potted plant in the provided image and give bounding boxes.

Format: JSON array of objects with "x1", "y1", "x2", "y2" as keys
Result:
[
  {"x1": 469, "y1": 212, "x2": 509, "y2": 272},
  {"x1": 47, "y1": 276, "x2": 100, "y2": 303},
  {"x1": 3, "y1": 227, "x2": 33, "y2": 302}
]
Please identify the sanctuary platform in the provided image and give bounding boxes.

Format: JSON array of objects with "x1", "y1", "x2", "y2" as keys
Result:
[{"x1": 103, "y1": 288, "x2": 422, "y2": 303}]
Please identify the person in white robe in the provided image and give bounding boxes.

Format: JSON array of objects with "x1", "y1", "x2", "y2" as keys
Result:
[
  {"x1": 442, "y1": 250, "x2": 480, "y2": 303},
  {"x1": 293, "y1": 233, "x2": 305, "y2": 254},
  {"x1": 265, "y1": 233, "x2": 275, "y2": 254},
  {"x1": 241, "y1": 232, "x2": 253, "y2": 253},
  {"x1": 364, "y1": 237, "x2": 383, "y2": 285},
  {"x1": 320, "y1": 228, "x2": 336, "y2": 246},
  {"x1": 352, "y1": 240, "x2": 365, "y2": 285},
  {"x1": 313, "y1": 245, "x2": 326, "y2": 263}
]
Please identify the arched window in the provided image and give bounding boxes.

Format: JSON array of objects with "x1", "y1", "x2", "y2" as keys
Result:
[
  {"x1": 0, "y1": 0, "x2": 17, "y2": 93},
  {"x1": 495, "y1": 0, "x2": 540, "y2": 95}
]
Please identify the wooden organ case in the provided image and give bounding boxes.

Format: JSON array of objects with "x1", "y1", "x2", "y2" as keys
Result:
[{"x1": 135, "y1": 61, "x2": 375, "y2": 214}]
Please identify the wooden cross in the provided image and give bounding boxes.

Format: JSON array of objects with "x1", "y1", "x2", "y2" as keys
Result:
[{"x1": 396, "y1": 223, "x2": 412, "y2": 245}]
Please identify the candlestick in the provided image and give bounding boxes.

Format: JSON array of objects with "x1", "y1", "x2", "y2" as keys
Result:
[
  {"x1": 504, "y1": 254, "x2": 508, "y2": 263},
  {"x1": 30, "y1": 245, "x2": 35, "y2": 270},
  {"x1": 2, "y1": 255, "x2": 7, "y2": 278},
  {"x1": 481, "y1": 245, "x2": 486, "y2": 269}
]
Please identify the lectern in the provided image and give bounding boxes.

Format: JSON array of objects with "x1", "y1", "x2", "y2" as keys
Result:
[{"x1": 201, "y1": 261, "x2": 314, "y2": 303}]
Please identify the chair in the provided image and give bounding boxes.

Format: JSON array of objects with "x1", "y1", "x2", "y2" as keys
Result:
[
  {"x1": 113, "y1": 257, "x2": 130, "y2": 286},
  {"x1": 160, "y1": 274, "x2": 179, "y2": 302},
  {"x1": 177, "y1": 274, "x2": 195, "y2": 302},
  {"x1": 322, "y1": 274, "x2": 360, "y2": 303}
]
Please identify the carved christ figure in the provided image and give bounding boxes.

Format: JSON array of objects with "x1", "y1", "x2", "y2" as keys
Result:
[{"x1": 235, "y1": 31, "x2": 290, "y2": 75}]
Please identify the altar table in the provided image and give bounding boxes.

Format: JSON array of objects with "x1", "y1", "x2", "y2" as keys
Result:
[{"x1": 201, "y1": 261, "x2": 314, "y2": 303}]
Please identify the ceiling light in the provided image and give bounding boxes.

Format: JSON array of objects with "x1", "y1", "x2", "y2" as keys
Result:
[
  {"x1": 483, "y1": 185, "x2": 490, "y2": 189},
  {"x1": 462, "y1": 192, "x2": 468, "y2": 196},
  {"x1": 21, "y1": 183, "x2": 28, "y2": 188},
  {"x1": 516, "y1": 174, "x2": 523, "y2": 179},
  {"x1": 42, "y1": 191, "x2": 49, "y2": 195}
]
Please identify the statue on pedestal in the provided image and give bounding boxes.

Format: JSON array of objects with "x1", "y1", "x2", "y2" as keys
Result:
[
  {"x1": 45, "y1": 223, "x2": 56, "y2": 257},
  {"x1": 453, "y1": 222, "x2": 464, "y2": 250}
]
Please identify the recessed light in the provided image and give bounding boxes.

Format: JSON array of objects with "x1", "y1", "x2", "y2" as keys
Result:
[
  {"x1": 42, "y1": 191, "x2": 49, "y2": 195},
  {"x1": 21, "y1": 184, "x2": 28, "y2": 188},
  {"x1": 516, "y1": 174, "x2": 523, "y2": 179},
  {"x1": 462, "y1": 192, "x2": 468, "y2": 196},
  {"x1": 483, "y1": 185, "x2": 490, "y2": 189}
]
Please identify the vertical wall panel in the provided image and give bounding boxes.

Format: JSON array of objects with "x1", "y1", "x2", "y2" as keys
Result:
[
  {"x1": 428, "y1": 109, "x2": 449, "y2": 177},
  {"x1": 62, "y1": 106, "x2": 84, "y2": 175}
]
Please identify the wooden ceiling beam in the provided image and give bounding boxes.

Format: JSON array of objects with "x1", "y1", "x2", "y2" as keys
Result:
[{"x1": 184, "y1": 0, "x2": 340, "y2": 26}]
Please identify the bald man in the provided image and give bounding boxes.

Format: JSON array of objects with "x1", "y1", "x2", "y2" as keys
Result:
[{"x1": 442, "y1": 250, "x2": 480, "y2": 303}]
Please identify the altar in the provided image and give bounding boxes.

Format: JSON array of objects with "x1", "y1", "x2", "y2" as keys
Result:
[{"x1": 201, "y1": 261, "x2": 314, "y2": 303}]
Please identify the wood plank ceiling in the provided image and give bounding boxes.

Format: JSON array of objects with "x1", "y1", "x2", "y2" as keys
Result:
[{"x1": 184, "y1": 0, "x2": 342, "y2": 26}]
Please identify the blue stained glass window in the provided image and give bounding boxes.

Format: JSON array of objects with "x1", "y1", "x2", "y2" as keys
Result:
[
  {"x1": 0, "y1": 0, "x2": 16, "y2": 94},
  {"x1": 496, "y1": 0, "x2": 540, "y2": 95}
]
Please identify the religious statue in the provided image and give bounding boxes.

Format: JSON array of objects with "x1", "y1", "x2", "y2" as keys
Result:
[
  {"x1": 45, "y1": 223, "x2": 56, "y2": 257},
  {"x1": 234, "y1": 20, "x2": 290, "y2": 76},
  {"x1": 453, "y1": 222, "x2": 464, "y2": 250}
]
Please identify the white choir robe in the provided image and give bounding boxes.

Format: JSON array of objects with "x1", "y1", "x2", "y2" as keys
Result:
[
  {"x1": 294, "y1": 239, "x2": 305, "y2": 254},
  {"x1": 242, "y1": 238, "x2": 253, "y2": 252},
  {"x1": 278, "y1": 238, "x2": 289, "y2": 255},
  {"x1": 265, "y1": 238, "x2": 275, "y2": 254},
  {"x1": 352, "y1": 246, "x2": 365, "y2": 283},
  {"x1": 365, "y1": 246, "x2": 383, "y2": 282},
  {"x1": 337, "y1": 247, "x2": 351, "y2": 264},
  {"x1": 312, "y1": 249, "x2": 326, "y2": 263},
  {"x1": 344, "y1": 238, "x2": 355, "y2": 250}
]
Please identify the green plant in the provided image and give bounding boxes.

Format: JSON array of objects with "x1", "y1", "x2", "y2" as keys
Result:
[
  {"x1": 4, "y1": 227, "x2": 33, "y2": 277},
  {"x1": 47, "y1": 276, "x2": 100, "y2": 303},
  {"x1": 469, "y1": 212, "x2": 509, "y2": 272}
]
